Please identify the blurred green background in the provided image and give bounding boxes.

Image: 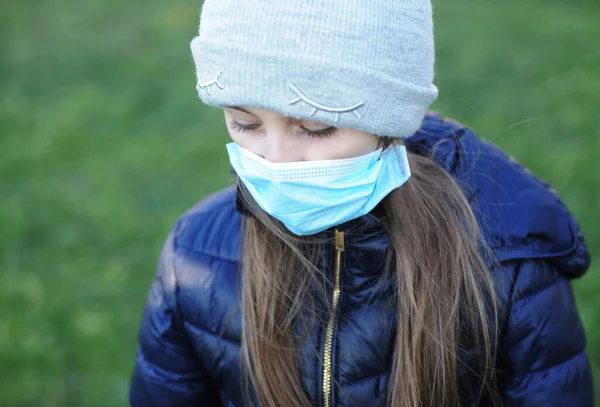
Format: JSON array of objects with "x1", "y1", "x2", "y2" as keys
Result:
[{"x1": 1, "y1": 0, "x2": 598, "y2": 405}]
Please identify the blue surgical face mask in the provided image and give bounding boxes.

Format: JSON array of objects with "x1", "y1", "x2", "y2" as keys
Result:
[{"x1": 226, "y1": 142, "x2": 411, "y2": 236}]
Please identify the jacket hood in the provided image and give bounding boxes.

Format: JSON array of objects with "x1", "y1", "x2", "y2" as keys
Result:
[{"x1": 407, "y1": 113, "x2": 590, "y2": 278}]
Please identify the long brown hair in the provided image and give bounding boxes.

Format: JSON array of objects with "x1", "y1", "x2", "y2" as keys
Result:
[{"x1": 239, "y1": 138, "x2": 499, "y2": 406}]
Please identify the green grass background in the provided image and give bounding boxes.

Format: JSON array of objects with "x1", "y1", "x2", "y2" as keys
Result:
[{"x1": 1, "y1": 0, "x2": 598, "y2": 405}]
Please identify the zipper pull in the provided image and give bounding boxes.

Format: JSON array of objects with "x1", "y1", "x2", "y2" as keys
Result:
[{"x1": 335, "y1": 229, "x2": 345, "y2": 252}]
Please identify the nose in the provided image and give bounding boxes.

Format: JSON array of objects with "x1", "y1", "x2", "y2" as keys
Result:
[{"x1": 263, "y1": 132, "x2": 301, "y2": 163}]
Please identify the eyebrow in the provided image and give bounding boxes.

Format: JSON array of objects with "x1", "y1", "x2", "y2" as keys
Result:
[
  {"x1": 226, "y1": 106, "x2": 334, "y2": 128},
  {"x1": 228, "y1": 106, "x2": 256, "y2": 116}
]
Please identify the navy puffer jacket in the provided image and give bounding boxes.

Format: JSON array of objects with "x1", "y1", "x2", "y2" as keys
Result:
[{"x1": 129, "y1": 114, "x2": 594, "y2": 406}]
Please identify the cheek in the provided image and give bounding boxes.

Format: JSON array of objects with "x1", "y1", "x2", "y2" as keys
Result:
[
  {"x1": 308, "y1": 133, "x2": 379, "y2": 160},
  {"x1": 228, "y1": 132, "x2": 258, "y2": 155},
  {"x1": 226, "y1": 127, "x2": 242, "y2": 143},
  {"x1": 225, "y1": 124, "x2": 254, "y2": 149},
  {"x1": 356, "y1": 136, "x2": 380, "y2": 155}
]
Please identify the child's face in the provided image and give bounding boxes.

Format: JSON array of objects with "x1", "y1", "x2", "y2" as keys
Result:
[{"x1": 223, "y1": 106, "x2": 381, "y2": 162}]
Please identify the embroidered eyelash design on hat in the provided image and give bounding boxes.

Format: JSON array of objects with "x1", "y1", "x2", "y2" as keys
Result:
[
  {"x1": 196, "y1": 70, "x2": 224, "y2": 96},
  {"x1": 287, "y1": 83, "x2": 364, "y2": 122}
]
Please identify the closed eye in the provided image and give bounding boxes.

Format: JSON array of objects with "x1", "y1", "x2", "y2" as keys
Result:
[
  {"x1": 300, "y1": 125, "x2": 336, "y2": 139},
  {"x1": 229, "y1": 119, "x2": 260, "y2": 133},
  {"x1": 229, "y1": 119, "x2": 336, "y2": 139}
]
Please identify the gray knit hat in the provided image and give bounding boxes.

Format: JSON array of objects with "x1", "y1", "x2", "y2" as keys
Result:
[{"x1": 190, "y1": 0, "x2": 438, "y2": 138}]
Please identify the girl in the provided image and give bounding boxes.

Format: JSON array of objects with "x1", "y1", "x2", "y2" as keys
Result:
[{"x1": 129, "y1": 1, "x2": 593, "y2": 406}]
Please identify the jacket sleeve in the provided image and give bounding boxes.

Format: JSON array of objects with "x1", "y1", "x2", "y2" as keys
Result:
[
  {"x1": 129, "y1": 227, "x2": 220, "y2": 407},
  {"x1": 498, "y1": 259, "x2": 594, "y2": 406}
]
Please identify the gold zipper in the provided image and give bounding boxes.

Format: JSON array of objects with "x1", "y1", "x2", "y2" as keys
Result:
[{"x1": 322, "y1": 229, "x2": 344, "y2": 407}]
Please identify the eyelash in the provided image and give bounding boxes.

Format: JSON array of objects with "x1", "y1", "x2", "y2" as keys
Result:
[{"x1": 229, "y1": 119, "x2": 336, "y2": 139}]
